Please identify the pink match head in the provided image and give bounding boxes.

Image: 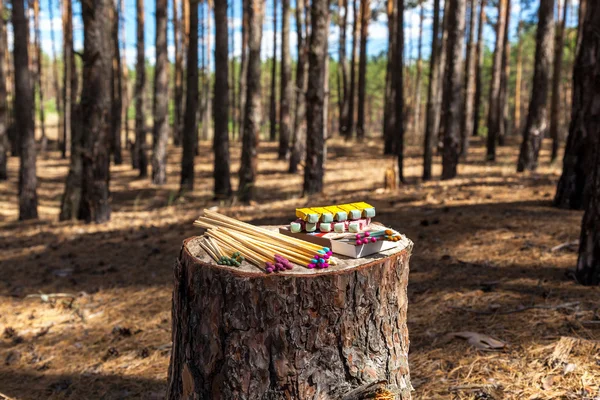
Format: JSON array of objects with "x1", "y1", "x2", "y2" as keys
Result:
[
  {"x1": 307, "y1": 263, "x2": 315, "y2": 269},
  {"x1": 371, "y1": 237, "x2": 377, "y2": 242},
  {"x1": 326, "y1": 251, "x2": 333, "y2": 256},
  {"x1": 364, "y1": 231, "x2": 370, "y2": 237},
  {"x1": 355, "y1": 234, "x2": 361, "y2": 240},
  {"x1": 323, "y1": 254, "x2": 330, "y2": 260},
  {"x1": 355, "y1": 240, "x2": 362, "y2": 246},
  {"x1": 266, "y1": 267, "x2": 273, "y2": 273}
]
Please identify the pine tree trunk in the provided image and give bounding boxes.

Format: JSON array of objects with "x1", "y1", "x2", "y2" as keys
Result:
[
  {"x1": 166, "y1": 236, "x2": 413, "y2": 399},
  {"x1": 289, "y1": 0, "x2": 307, "y2": 173},
  {"x1": 13, "y1": 0, "x2": 38, "y2": 220},
  {"x1": 423, "y1": 0, "x2": 441, "y2": 181},
  {"x1": 383, "y1": 0, "x2": 396, "y2": 154},
  {"x1": 134, "y1": 0, "x2": 147, "y2": 176},
  {"x1": 201, "y1": 0, "x2": 212, "y2": 142},
  {"x1": 269, "y1": 0, "x2": 278, "y2": 142},
  {"x1": 338, "y1": 0, "x2": 350, "y2": 139},
  {"x1": 395, "y1": 0, "x2": 405, "y2": 183},
  {"x1": 441, "y1": 0, "x2": 466, "y2": 180},
  {"x1": 120, "y1": 0, "x2": 131, "y2": 152},
  {"x1": 33, "y1": 0, "x2": 47, "y2": 154},
  {"x1": 348, "y1": 0, "x2": 359, "y2": 140},
  {"x1": 434, "y1": 0, "x2": 450, "y2": 151},
  {"x1": 180, "y1": 0, "x2": 198, "y2": 193},
  {"x1": 517, "y1": 0, "x2": 554, "y2": 172},
  {"x1": 111, "y1": 0, "x2": 123, "y2": 165},
  {"x1": 498, "y1": 0, "x2": 511, "y2": 147},
  {"x1": 230, "y1": 4, "x2": 236, "y2": 141},
  {"x1": 460, "y1": 0, "x2": 477, "y2": 158},
  {"x1": 356, "y1": 0, "x2": 369, "y2": 141},
  {"x1": 278, "y1": 0, "x2": 292, "y2": 160},
  {"x1": 471, "y1": 0, "x2": 486, "y2": 137},
  {"x1": 78, "y1": 0, "x2": 112, "y2": 223},
  {"x1": 486, "y1": 0, "x2": 507, "y2": 161},
  {"x1": 198, "y1": 2, "x2": 205, "y2": 152},
  {"x1": 238, "y1": 0, "x2": 264, "y2": 202},
  {"x1": 213, "y1": 0, "x2": 232, "y2": 198},
  {"x1": 239, "y1": 0, "x2": 249, "y2": 142},
  {"x1": 514, "y1": 19, "x2": 523, "y2": 133},
  {"x1": 173, "y1": 0, "x2": 184, "y2": 146},
  {"x1": 0, "y1": 0, "x2": 7, "y2": 180},
  {"x1": 550, "y1": 0, "x2": 567, "y2": 163},
  {"x1": 303, "y1": 0, "x2": 328, "y2": 195},
  {"x1": 413, "y1": 2, "x2": 424, "y2": 138},
  {"x1": 574, "y1": 0, "x2": 600, "y2": 285},
  {"x1": 152, "y1": 0, "x2": 169, "y2": 184}
]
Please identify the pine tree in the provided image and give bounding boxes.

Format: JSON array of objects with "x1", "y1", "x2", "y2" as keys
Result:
[
  {"x1": 472, "y1": 0, "x2": 486, "y2": 138},
  {"x1": 269, "y1": 0, "x2": 278, "y2": 142},
  {"x1": 278, "y1": 0, "x2": 292, "y2": 160},
  {"x1": 152, "y1": 0, "x2": 169, "y2": 184},
  {"x1": 289, "y1": 0, "x2": 308, "y2": 173},
  {"x1": 356, "y1": 0, "x2": 369, "y2": 140},
  {"x1": 133, "y1": 0, "x2": 148, "y2": 176},
  {"x1": 550, "y1": 0, "x2": 568, "y2": 162},
  {"x1": 461, "y1": 0, "x2": 477, "y2": 157},
  {"x1": 0, "y1": 0, "x2": 7, "y2": 180}
]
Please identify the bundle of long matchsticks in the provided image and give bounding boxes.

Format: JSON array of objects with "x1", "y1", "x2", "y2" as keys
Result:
[{"x1": 194, "y1": 210, "x2": 337, "y2": 274}]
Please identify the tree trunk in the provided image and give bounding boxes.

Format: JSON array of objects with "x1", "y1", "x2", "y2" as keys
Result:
[
  {"x1": 120, "y1": 0, "x2": 130, "y2": 152},
  {"x1": 239, "y1": 0, "x2": 249, "y2": 142},
  {"x1": 303, "y1": 0, "x2": 328, "y2": 195},
  {"x1": 394, "y1": 0, "x2": 405, "y2": 184},
  {"x1": 180, "y1": 0, "x2": 198, "y2": 193},
  {"x1": 269, "y1": 0, "x2": 278, "y2": 142},
  {"x1": 471, "y1": 0, "x2": 486, "y2": 138},
  {"x1": 152, "y1": 0, "x2": 169, "y2": 184},
  {"x1": 111, "y1": 0, "x2": 123, "y2": 165},
  {"x1": 441, "y1": 0, "x2": 467, "y2": 180},
  {"x1": 517, "y1": 0, "x2": 554, "y2": 172},
  {"x1": 435, "y1": 0, "x2": 450, "y2": 151},
  {"x1": 288, "y1": 0, "x2": 307, "y2": 173},
  {"x1": 423, "y1": 0, "x2": 442, "y2": 181},
  {"x1": 348, "y1": 0, "x2": 359, "y2": 140},
  {"x1": 338, "y1": 0, "x2": 350, "y2": 139},
  {"x1": 198, "y1": 1, "x2": 205, "y2": 152},
  {"x1": 13, "y1": 0, "x2": 38, "y2": 220},
  {"x1": 173, "y1": 0, "x2": 184, "y2": 146},
  {"x1": 230, "y1": 3, "x2": 236, "y2": 141},
  {"x1": 213, "y1": 0, "x2": 232, "y2": 198},
  {"x1": 166, "y1": 236, "x2": 413, "y2": 399},
  {"x1": 498, "y1": 0, "x2": 511, "y2": 146},
  {"x1": 356, "y1": 0, "x2": 369, "y2": 141},
  {"x1": 486, "y1": 0, "x2": 507, "y2": 161},
  {"x1": 413, "y1": 2, "x2": 424, "y2": 138},
  {"x1": 574, "y1": 0, "x2": 600, "y2": 285},
  {"x1": 133, "y1": 0, "x2": 147, "y2": 177},
  {"x1": 238, "y1": 0, "x2": 264, "y2": 202},
  {"x1": 78, "y1": 0, "x2": 113, "y2": 223},
  {"x1": 460, "y1": 0, "x2": 477, "y2": 158},
  {"x1": 575, "y1": 0, "x2": 586, "y2": 55},
  {"x1": 550, "y1": 0, "x2": 568, "y2": 163},
  {"x1": 514, "y1": 19, "x2": 523, "y2": 133},
  {"x1": 278, "y1": 0, "x2": 292, "y2": 159},
  {"x1": 0, "y1": 0, "x2": 7, "y2": 180},
  {"x1": 33, "y1": 0, "x2": 47, "y2": 154},
  {"x1": 383, "y1": 0, "x2": 396, "y2": 154}
]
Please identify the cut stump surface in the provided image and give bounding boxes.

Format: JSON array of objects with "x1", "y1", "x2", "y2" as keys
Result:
[{"x1": 167, "y1": 228, "x2": 413, "y2": 399}]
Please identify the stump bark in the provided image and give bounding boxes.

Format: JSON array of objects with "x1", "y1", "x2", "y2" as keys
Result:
[{"x1": 167, "y1": 231, "x2": 413, "y2": 399}]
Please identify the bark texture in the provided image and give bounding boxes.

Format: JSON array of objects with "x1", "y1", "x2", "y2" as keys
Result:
[
  {"x1": 269, "y1": 0, "x2": 278, "y2": 142},
  {"x1": 62, "y1": 0, "x2": 77, "y2": 159},
  {"x1": 575, "y1": 0, "x2": 600, "y2": 285},
  {"x1": 278, "y1": 0, "x2": 292, "y2": 160},
  {"x1": 348, "y1": 0, "x2": 359, "y2": 139},
  {"x1": 238, "y1": 0, "x2": 264, "y2": 202},
  {"x1": 173, "y1": 0, "x2": 184, "y2": 146},
  {"x1": 423, "y1": 0, "x2": 441, "y2": 181},
  {"x1": 395, "y1": 0, "x2": 404, "y2": 183},
  {"x1": 33, "y1": 0, "x2": 47, "y2": 154},
  {"x1": 471, "y1": 0, "x2": 486, "y2": 137},
  {"x1": 134, "y1": 0, "x2": 147, "y2": 176},
  {"x1": 441, "y1": 0, "x2": 467, "y2": 180},
  {"x1": 0, "y1": 0, "x2": 7, "y2": 180},
  {"x1": 213, "y1": 0, "x2": 232, "y2": 198},
  {"x1": 460, "y1": 0, "x2": 477, "y2": 158},
  {"x1": 550, "y1": 0, "x2": 568, "y2": 163},
  {"x1": 338, "y1": 0, "x2": 350, "y2": 139},
  {"x1": 13, "y1": 0, "x2": 38, "y2": 220},
  {"x1": 498, "y1": 0, "x2": 511, "y2": 146},
  {"x1": 383, "y1": 0, "x2": 396, "y2": 154},
  {"x1": 303, "y1": 0, "x2": 328, "y2": 195},
  {"x1": 166, "y1": 236, "x2": 413, "y2": 399},
  {"x1": 111, "y1": 0, "x2": 123, "y2": 165},
  {"x1": 356, "y1": 0, "x2": 369, "y2": 141},
  {"x1": 289, "y1": 0, "x2": 307, "y2": 174},
  {"x1": 152, "y1": 0, "x2": 169, "y2": 184},
  {"x1": 48, "y1": 0, "x2": 63, "y2": 157},
  {"x1": 517, "y1": 0, "x2": 554, "y2": 172}
]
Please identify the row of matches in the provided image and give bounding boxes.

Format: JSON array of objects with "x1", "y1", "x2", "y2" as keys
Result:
[{"x1": 194, "y1": 210, "x2": 338, "y2": 274}]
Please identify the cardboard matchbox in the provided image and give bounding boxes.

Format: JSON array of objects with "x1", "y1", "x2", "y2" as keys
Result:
[{"x1": 278, "y1": 226, "x2": 401, "y2": 259}]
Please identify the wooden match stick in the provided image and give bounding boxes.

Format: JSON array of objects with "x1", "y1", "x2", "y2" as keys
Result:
[
  {"x1": 207, "y1": 231, "x2": 269, "y2": 270},
  {"x1": 198, "y1": 240, "x2": 219, "y2": 262}
]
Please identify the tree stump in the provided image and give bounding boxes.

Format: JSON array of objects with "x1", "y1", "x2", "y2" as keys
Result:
[{"x1": 167, "y1": 229, "x2": 413, "y2": 399}]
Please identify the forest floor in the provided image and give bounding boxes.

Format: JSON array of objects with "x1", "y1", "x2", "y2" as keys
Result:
[{"x1": 0, "y1": 135, "x2": 599, "y2": 400}]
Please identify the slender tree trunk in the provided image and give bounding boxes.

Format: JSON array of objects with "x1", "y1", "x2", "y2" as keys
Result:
[
  {"x1": 472, "y1": 0, "x2": 486, "y2": 137},
  {"x1": 395, "y1": 0, "x2": 405, "y2": 183},
  {"x1": 383, "y1": 0, "x2": 396, "y2": 154},
  {"x1": 356, "y1": 0, "x2": 369, "y2": 141},
  {"x1": 461, "y1": 0, "x2": 477, "y2": 157},
  {"x1": 486, "y1": 0, "x2": 507, "y2": 161},
  {"x1": 303, "y1": 0, "x2": 328, "y2": 194},
  {"x1": 0, "y1": 0, "x2": 7, "y2": 180},
  {"x1": 288, "y1": 0, "x2": 307, "y2": 173},
  {"x1": 413, "y1": 2, "x2": 424, "y2": 137},
  {"x1": 180, "y1": 0, "x2": 198, "y2": 192},
  {"x1": 111, "y1": 0, "x2": 123, "y2": 165},
  {"x1": 269, "y1": 0, "x2": 278, "y2": 142},
  {"x1": 574, "y1": 0, "x2": 600, "y2": 285},
  {"x1": 238, "y1": 0, "x2": 264, "y2": 202},
  {"x1": 5, "y1": 3, "x2": 16, "y2": 157},
  {"x1": 119, "y1": 0, "x2": 130, "y2": 150},
  {"x1": 517, "y1": 0, "x2": 554, "y2": 172},
  {"x1": 13, "y1": 0, "x2": 38, "y2": 220},
  {"x1": 435, "y1": 0, "x2": 450, "y2": 151},
  {"x1": 33, "y1": 0, "x2": 47, "y2": 154},
  {"x1": 514, "y1": 19, "x2": 523, "y2": 133},
  {"x1": 134, "y1": 0, "x2": 147, "y2": 176},
  {"x1": 575, "y1": 0, "x2": 586, "y2": 54},
  {"x1": 498, "y1": 0, "x2": 511, "y2": 146},
  {"x1": 202, "y1": 0, "x2": 212, "y2": 141},
  {"x1": 348, "y1": 0, "x2": 359, "y2": 139},
  {"x1": 213, "y1": 0, "x2": 232, "y2": 197},
  {"x1": 550, "y1": 0, "x2": 568, "y2": 162},
  {"x1": 173, "y1": 0, "x2": 184, "y2": 146},
  {"x1": 230, "y1": 3, "x2": 236, "y2": 141},
  {"x1": 78, "y1": 0, "x2": 113, "y2": 223},
  {"x1": 423, "y1": 0, "x2": 441, "y2": 181},
  {"x1": 278, "y1": 0, "x2": 292, "y2": 159},
  {"x1": 197, "y1": 1, "x2": 205, "y2": 152},
  {"x1": 441, "y1": 0, "x2": 467, "y2": 179},
  {"x1": 238, "y1": 0, "x2": 249, "y2": 142},
  {"x1": 338, "y1": 0, "x2": 350, "y2": 138},
  {"x1": 152, "y1": 0, "x2": 169, "y2": 184}
]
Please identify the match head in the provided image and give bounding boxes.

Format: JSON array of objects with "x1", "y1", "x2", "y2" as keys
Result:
[
  {"x1": 355, "y1": 240, "x2": 362, "y2": 246},
  {"x1": 370, "y1": 237, "x2": 377, "y2": 243},
  {"x1": 364, "y1": 231, "x2": 370, "y2": 237},
  {"x1": 307, "y1": 263, "x2": 316, "y2": 269},
  {"x1": 265, "y1": 267, "x2": 274, "y2": 274}
]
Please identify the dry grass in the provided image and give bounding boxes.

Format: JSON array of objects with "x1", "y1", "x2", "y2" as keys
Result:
[{"x1": 0, "y1": 135, "x2": 599, "y2": 399}]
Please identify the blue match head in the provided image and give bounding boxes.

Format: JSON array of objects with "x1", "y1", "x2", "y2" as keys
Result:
[
  {"x1": 317, "y1": 249, "x2": 326, "y2": 255},
  {"x1": 323, "y1": 247, "x2": 330, "y2": 252},
  {"x1": 310, "y1": 258, "x2": 318, "y2": 264}
]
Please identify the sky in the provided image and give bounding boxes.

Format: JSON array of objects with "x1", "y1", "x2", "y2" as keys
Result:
[{"x1": 30, "y1": 0, "x2": 581, "y2": 70}]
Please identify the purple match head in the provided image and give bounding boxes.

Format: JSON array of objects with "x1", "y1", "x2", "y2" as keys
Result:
[
  {"x1": 266, "y1": 267, "x2": 274, "y2": 273},
  {"x1": 265, "y1": 262, "x2": 274, "y2": 268},
  {"x1": 363, "y1": 239, "x2": 370, "y2": 245},
  {"x1": 371, "y1": 237, "x2": 377, "y2": 243},
  {"x1": 323, "y1": 254, "x2": 330, "y2": 260},
  {"x1": 364, "y1": 231, "x2": 370, "y2": 237},
  {"x1": 307, "y1": 263, "x2": 316, "y2": 269},
  {"x1": 326, "y1": 251, "x2": 333, "y2": 256},
  {"x1": 355, "y1": 234, "x2": 361, "y2": 240},
  {"x1": 355, "y1": 240, "x2": 362, "y2": 246},
  {"x1": 323, "y1": 263, "x2": 330, "y2": 268},
  {"x1": 275, "y1": 262, "x2": 283, "y2": 270},
  {"x1": 284, "y1": 263, "x2": 293, "y2": 270}
]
